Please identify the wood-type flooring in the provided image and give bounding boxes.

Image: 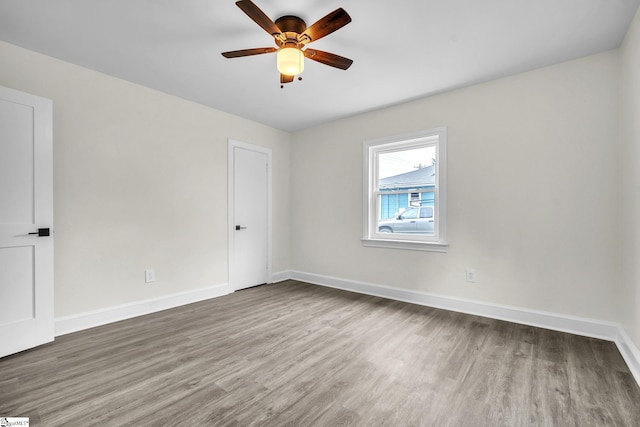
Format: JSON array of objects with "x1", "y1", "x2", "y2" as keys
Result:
[{"x1": 1, "y1": 280, "x2": 639, "y2": 426}]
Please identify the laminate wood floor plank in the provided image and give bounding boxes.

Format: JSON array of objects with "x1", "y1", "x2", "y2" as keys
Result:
[{"x1": 1, "y1": 280, "x2": 639, "y2": 426}]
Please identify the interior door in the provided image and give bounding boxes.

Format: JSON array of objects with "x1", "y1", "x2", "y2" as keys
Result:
[
  {"x1": 229, "y1": 141, "x2": 271, "y2": 291},
  {"x1": 0, "y1": 86, "x2": 54, "y2": 358}
]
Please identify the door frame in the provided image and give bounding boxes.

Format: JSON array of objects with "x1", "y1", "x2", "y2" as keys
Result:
[{"x1": 227, "y1": 139, "x2": 272, "y2": 291}]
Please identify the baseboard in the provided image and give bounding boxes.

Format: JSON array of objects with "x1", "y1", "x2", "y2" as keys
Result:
[
  {"x1": 55, "y1": 283, "x2": 232, "y2": 336},
  {"x1": 290, "y1": 270, "x2": 640, "y2": 386},
  {"x1": 615, "y1": 328, "x2": 640, "y2": 387},
  {"x1": 55, "y1": 274, "x2": 292, "y2": 337},
  {"x1": 271, "y1": 270, "x2": 292, "y2": 283}
]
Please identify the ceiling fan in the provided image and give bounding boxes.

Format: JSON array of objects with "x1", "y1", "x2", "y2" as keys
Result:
[{"x1": 221, "y1": 0, "x2": 353, "y2": 86}]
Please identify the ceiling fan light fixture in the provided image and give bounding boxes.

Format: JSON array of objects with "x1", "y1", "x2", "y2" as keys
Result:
[
  {"x1": 277, "y1": 47, "x2": 304, "y2": 76},
  {"x1": 222, "y1": 1, "x2": 352, "y2": 84}
]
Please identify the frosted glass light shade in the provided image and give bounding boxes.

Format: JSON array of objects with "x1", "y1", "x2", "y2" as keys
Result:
[{"x1": 277, "y1": 47, "x2": 304, "y2": 75}]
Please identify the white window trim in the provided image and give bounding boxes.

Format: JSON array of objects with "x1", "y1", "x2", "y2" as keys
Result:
[{"x1": 362, "y1": 127, "x2": 448, "y2": 252}]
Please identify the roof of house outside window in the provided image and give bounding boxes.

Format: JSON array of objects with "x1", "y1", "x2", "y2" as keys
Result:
[{"x1": 379, "y1": 164, "x2": 435, "y2": 190}]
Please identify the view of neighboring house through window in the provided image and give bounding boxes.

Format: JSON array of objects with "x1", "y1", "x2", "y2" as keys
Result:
[
  {"x1": 378, "y1": 146, "x2": 436, "y2": 229},
  {"x1": 363, "y1": 128, "x2": 448, "y2": 252}
]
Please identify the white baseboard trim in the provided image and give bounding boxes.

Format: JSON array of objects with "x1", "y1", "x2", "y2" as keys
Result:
[
  {"x1": 55, "y1": 283, "x2": 232, "y2": 336},
  {"x1": 615, "y1": 327, "x2": 640, "y2": 387},
  {"x1": 271, "y1": 270, "x2": 292, "y2": 283},
  {"x1": 290, "y1": 270, "x2": 640, "y2": 386}
]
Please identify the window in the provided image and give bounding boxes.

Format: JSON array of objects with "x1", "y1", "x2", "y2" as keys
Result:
[
  {"x1": 410, "y1": 192, "x2": 420, "y2": 207},
  {"x1": 362, "y1": 127, "x2": 448, "y2": 252}
]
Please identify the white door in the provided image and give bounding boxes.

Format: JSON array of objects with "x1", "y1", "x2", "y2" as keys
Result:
[
  {"x1": 0, "y1": 86, "x2": 54, "y2": 358},
  {"x1": 228, "y1": 140, "x2": 271, "y2": 291}
]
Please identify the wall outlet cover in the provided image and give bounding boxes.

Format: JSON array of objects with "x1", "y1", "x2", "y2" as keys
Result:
[{"x1": 466, "y1": 268, "x2": 477, "y2": 283}]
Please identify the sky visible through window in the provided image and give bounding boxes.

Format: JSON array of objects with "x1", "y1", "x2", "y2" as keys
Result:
[{"x1": 378, "y1": 146, "x2": 436, "y2": 179}]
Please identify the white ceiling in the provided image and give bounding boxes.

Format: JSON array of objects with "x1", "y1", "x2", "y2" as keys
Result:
[{"x1": 1, "y1": 0, "x2": 638, "y2": 132}]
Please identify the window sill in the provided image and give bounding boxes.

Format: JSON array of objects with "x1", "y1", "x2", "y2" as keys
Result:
[{"x1": 361, "y1": 238, "x2": 449, "y2": 252}]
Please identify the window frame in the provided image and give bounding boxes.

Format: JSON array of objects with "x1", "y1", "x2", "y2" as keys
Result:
[{"x1": 362, "y1": 127, "x2": 448, "y2": 252}]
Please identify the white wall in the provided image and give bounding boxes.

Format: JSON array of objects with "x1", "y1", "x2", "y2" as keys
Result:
[
  {"x1": 620, "y1": 9, "x2": 640, "y2": 348},
  {"x1": 291, "y1": 50, "x2": 621, "y2": 322},
  {"x1": 0, "y1": 41, "x2": 291, "y2": 318}
]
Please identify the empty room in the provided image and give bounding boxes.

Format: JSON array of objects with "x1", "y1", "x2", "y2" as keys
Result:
[{"x1": 1, "y1": 0, "x2": 640, "y2": 425}]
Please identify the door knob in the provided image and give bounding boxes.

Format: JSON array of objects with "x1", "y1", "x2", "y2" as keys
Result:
[
  {"x1": 235, "y1": 225, "x2": 247, "y2": 231},
  {"x1": 29, "y1": 228, "x2": 50, "y2": 236}
]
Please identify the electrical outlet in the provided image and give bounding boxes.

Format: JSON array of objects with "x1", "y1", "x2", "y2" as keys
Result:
[
  {"x1": 145, "y1": 269, "x2": 155, "y2": 283},
  {"x1": 465, "y1": 268, "x2": 477, "y2": 283}
]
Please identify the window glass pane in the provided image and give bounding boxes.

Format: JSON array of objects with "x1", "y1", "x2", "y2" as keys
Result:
[
  {"x1": 420, "y1": 207, "x2": 433, "y2": 218},
  {"x1": 376, "y1": 145, "x2": 436, "y2": 236},
  {"x1": 402, "y1": 208, "x2": 418, "y2": 219},
  {"x1": 378, "y1": 146, "x2": 436, "y2": 181},
  {"x1": 376, "y1": 194, "x2": 436, "y2": 236}
]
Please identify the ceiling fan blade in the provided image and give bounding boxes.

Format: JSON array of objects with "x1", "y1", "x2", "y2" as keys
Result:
[
  {"x1": 222, "y1": 47, "x2": 277, "y2": 58},
  {"x1": 280, "y1": 74, "x2": 294, "y2": 84},
  {"x1": 304, "y1": 49, "x2": 353, "y2": 70},
  {"x1": 236, "y1": 0, "x2": 282, "y2": 37},
  {"x1": 302, "y1": 8, "x2": 351, "y2": 43}
]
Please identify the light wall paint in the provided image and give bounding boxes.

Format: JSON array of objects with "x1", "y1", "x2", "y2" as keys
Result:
[
  {"x1": 620, "y1": 9, "x2": 640, "y2": 348},
  {"x1": 291, "y1": 50, "x2": 621, "y2": 323},
  {"x1": 0, "y1": 41, "x2": 291, "y2": 317}
]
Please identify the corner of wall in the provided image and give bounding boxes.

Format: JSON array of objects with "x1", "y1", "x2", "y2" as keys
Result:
[{"x1": 618, "y1": 3, "x2": 640, "y2": 357}]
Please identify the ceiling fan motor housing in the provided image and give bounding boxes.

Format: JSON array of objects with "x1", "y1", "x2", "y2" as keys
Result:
[{"x1": 275, "y1": 15, "x2": 307, "y2": 37}]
